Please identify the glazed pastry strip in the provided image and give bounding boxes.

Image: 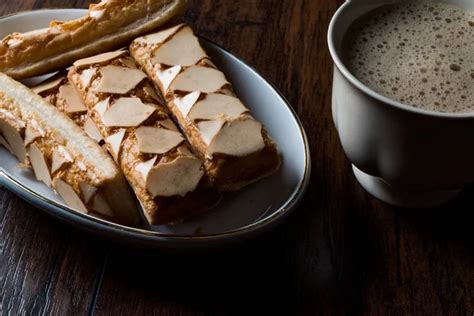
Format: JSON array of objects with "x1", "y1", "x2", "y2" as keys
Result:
[
  {"x1": 0, "y1": 72, "x2": 139, "y2": 225},
  {"x1": 67, "y1": 51, "x2": 221, "y2": 225},
  {"x1": 0, "y1": 0, "x2": 187, "y2": 79},
  {"x1": 130, "y1": 24, "x2": 281, "y2": 191}
]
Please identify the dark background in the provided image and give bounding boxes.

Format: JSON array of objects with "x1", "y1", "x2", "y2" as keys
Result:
[{"x1": 1, "y1": 0, "x2": 473, "y2": 315}]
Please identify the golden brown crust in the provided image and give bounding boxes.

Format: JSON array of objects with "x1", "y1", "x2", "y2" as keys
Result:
[
  {"x1": 0, "y1": 72, "x2": 139, "y2": 225},
  {"x1": 0, "y1": 0, "x2": 187, "y2": 79},
  {"x1": 68, "y1": 51, "x2": 221, "y2": 225},
  {"x1": 130, "y1": 24, "x2": 281, "y2": 191}
]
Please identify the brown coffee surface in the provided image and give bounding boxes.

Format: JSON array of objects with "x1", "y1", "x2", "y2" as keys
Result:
[{"x1": 345, "y1": 1, "x2": 473, "y2": 113}]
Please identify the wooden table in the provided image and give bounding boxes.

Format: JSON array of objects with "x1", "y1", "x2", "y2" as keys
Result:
[{"x1": 1, "y1": 0, "x2": 473, "y2": 315}]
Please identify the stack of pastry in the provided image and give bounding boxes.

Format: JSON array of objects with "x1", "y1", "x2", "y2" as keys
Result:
[
  {"x1": 0, "y1": 72, "x2": 139, "y2": 225},
  {"x1": 130, "y1": 24, "x2": 281, "y2": 191},
  {"x1": 0, "y1": 0, "x2": 281, "y2": 226},
  {"x1": 67, "y1": 51, "x2": 221, "y2": 224}
]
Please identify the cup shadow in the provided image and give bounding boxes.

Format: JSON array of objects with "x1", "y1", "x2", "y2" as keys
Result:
[{"x1": 396, "y1": 185, "x2": 474, "y2": 250}]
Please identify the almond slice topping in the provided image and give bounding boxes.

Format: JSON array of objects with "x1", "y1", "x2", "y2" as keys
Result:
[
  {"x1": 91, "y1": 194, "x2": 114, "y2": 217},
  {"x1": 96, "y1": 66, "x2": 147, "y2": 94},
  {"x1": 0, "y1": 118, "x2": 27, "y2": 162},
  {"x1": 174, "y1": 91, "x2": 201, "y2": 117},
  {"x1": 24, "y1": 125, "x2": 42, "y2": 146},
  {"x1": 170, "y1": 66, "x2": 229, "y2": 93},
  {"x1": 189, "y1": 94, "x2": 248, "y2": 121},
  {"x1": 209, "y1": 118, "x2": 265, "y2": 157},
  {"x1": 136, "y1": 126, "x2": 184, "y2": 154},
  {"x1": 78, "y1": 68, "x2": 97, "y2": 87},
  {"x1": 84, "y1": 118, "x2": 103, "y2": 142},
  {"x1": 0, "y1": 135, "x2": 13, "y2": 153},
  {"x1": 28, "y1": 144, "x2": 52, "y2": 187},
  {"x1": 146, "y1": 156, "x2": 204, "y2": 197},
  {"x1": 197, "y1": 120, "x2": 226, "y2": 145},
  {"x1": 59, "y1": 83, "x2": 87, "y2": 113},
  {"x1": 135, "y1": 24, "x2": 184, "y2": 46},
  {"x1": 158, "y1": 119, "x2": 180, "y2": 132},
  {"x1": 79, "y1": 182, "x2": 98, "y2": 204},
  {"x1": 152, "y1": 26, "x2": 207, "y2": 67},
  {"x1": 102, "y1": 97, "x2": 155, "y2": 127},
  {"x1": 54, "y1": 178, "x2": 89, "y2": 214},
  {"x1": 105, "y1": 129, "x2": 126, "y2": 161},
  {"x1": 135, "y1": 156, "x2": 157, "y2": 186},
  {"x1": 50, "y1": 153, "x2": 68, "y2": 174},
  {"x1": 32, "y1": 75, "x2": 65, "y2": 94},
  {"x1": 73, "y1": 50, "x2": 127, "y2": 70},
  {"x1": 94, "y1": 97, "x2": 110, "y2": 117},
  {"x1": 51, "y1": 145, "x2": 74, "y2": 174},
  {"x1": 156, "y1": 65, "x2": 182, "y2": 93}
]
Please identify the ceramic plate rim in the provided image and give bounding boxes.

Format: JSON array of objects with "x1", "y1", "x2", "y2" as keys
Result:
[{"x1": 0, "y1": 9, "x2": 311, "y2": 245}]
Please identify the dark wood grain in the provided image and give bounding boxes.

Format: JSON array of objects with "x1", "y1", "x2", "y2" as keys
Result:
[
  {"x1": 1, "y1": 0, "x2": 474, "y2": 315},
  {"x1": 0, "y1": 189, "x2": 107, "y2": 315}
]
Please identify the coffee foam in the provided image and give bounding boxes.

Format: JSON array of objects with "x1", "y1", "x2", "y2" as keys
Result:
[{"x1": 345, "y1": 1, "x2": 473, "y2": 113}]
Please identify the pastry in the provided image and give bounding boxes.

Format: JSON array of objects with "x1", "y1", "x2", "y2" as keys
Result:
[
  {"x1": 67, "y1": 50, "x2": 221, "y2": 225},
  {"x1": 33, "y1": 73, "x2": 104, "y2": 144},
  {"x1": 0, "y1": 72, "x2": 139, "y2": 225},
  {"x1": 130, "y1": 24, "x2": 281, "y2": 191},
  {"x1": 0, "y1": 0, "x2": 187, "y2": 79}
]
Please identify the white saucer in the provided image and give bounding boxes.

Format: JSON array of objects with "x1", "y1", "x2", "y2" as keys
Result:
[{"x1": 0, "y1": 9, "x2": 311, "y2": 248}]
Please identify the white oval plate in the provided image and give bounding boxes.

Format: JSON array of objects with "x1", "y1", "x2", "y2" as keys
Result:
[{"x1": 0, "y1": 9, "x2": 311, "y2": 248}]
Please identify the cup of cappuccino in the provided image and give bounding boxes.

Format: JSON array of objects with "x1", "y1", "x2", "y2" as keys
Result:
[{"x1": 328, "y1": 0, "x2": 474, "y2": 207}]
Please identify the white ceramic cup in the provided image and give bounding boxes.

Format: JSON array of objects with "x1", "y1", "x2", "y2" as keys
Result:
[{"x1": 328, "y1": 0, "x2": 474, "y2": 207}]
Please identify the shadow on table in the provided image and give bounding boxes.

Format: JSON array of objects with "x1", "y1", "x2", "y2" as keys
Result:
[
  {"x1": 96, "y1": 183, "x2": 382, "y2": 315},
  {"x1": 93, "y1": 184, "x2": 474, "y2": 314},
  {"x1": 101, "y1": 226, "x2": 302, "y2": 314},
  {"x1": 397, "y1": 185, "x2": 474, "y2": 249}
]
